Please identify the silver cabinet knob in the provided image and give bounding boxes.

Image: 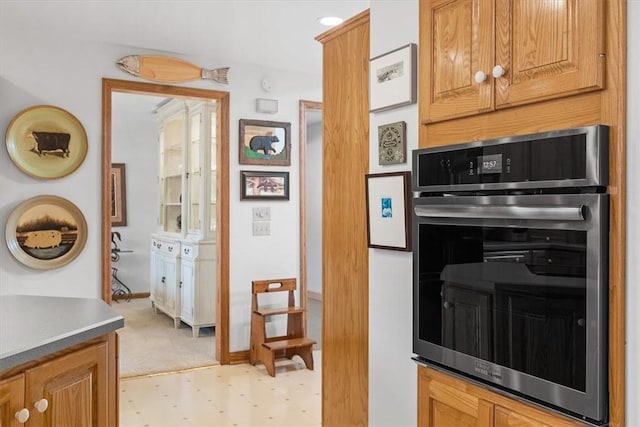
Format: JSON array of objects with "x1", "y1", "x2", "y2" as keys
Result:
[{"x1": 492, "y1": 65, "x2": 506, "y2": 78}]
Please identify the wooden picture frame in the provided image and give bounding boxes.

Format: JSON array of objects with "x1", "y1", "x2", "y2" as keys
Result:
[
  {"x1": 110, "y1": 163, "x2": 127, "y2": 227},
  {"x1": 239, "y1": 119, "x2": 291, "y2": 166},
  {"x1": 365, "y1": 171, "x2": 412, "y2": 251},
  {"x1": 240, "y1": 170, "x2": 290, "y2": 200},
  {"x1": 369, "y1": 43, "x2": 417, "y2": 113}
]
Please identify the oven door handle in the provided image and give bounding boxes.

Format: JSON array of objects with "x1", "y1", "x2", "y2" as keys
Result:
[{"x1": 414, "y1": 204, "x2": 586, "y2": 221}]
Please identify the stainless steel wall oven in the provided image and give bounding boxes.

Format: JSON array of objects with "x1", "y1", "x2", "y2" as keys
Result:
[{"x1": 411, "y1": 125, "x2": 609, "y2": 424}]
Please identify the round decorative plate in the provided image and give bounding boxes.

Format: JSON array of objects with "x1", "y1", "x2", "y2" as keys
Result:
[
  {"x1": 5, "y1": 105, "x2": 88, "y2": 179},
  {"x1": 5, "y1": 195, "x2": 88, "y2": 270}
]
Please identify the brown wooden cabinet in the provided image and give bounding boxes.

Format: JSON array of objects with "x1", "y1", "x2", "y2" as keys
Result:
[
  {"x1": 420, "y1": 0, "x2": 604, "y2": 123},
  {"x1": 0, "y1": 335, "x2": 115, "y2": 427},
  {"x1": 418, "y1": 365, "x2": 586, "y2": 427}
]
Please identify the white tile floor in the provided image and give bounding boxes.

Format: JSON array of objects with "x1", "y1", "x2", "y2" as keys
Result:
[{"x1": 120, "y1": 351, "x2": 321, "y2": 427}]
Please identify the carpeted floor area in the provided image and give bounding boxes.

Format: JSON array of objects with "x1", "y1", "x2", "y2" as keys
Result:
[
  {"x1": 114, "y1": 298, "x2": 216, "y2": 378},
  {"x1": 114, "y1": 296, "x2": 322, "y2": 378}
]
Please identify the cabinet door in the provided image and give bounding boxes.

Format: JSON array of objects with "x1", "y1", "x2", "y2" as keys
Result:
[
  {"x1": 424, "y1": 0, "x2": 494, "y2": 122},
  {"x1": 25, "y1": 343, "x2": 108, "y2": 427},
  {"x1": 0, "y1": 374, "x2": 25, "y2": 427},
  {"x1": 494, "y1": 0, "x2": 604, "y2": 108},
  {"x1": 418, "y1": 367, "x2": 494, "y2": 427},
  {"x1": 442, "y1": 284, "x2": 493, "y2": 360},
  {"x1": 181, "y1": 260, "x2": 195, "y2": 321},
  {"x1": 162, "y1": 257, "x2": 178, "y2": 311},
  {"x1": 150, "y1": 252, "x2": 165, "y2": 307}
]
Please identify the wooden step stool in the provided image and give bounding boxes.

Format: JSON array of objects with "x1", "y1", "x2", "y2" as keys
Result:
[{"x1": 249, "y1": 278, "x2": 316, "y2": 377}]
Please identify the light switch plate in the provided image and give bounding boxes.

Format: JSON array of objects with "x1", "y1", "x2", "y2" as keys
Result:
[
  {"x1": 252, "y1": 207, "x2": 271, "y2": 221},
  {"x1": 252, "y1": 222, "x2": 271, "y2": 236}
]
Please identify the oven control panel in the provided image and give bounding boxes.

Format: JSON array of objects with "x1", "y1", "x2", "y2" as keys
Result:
[{"x1": 413, "y1": 124, "x2": 608, "y2": 192}]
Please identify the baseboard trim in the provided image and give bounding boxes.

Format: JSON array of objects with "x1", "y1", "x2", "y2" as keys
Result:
[
  {"x1": 308, "y1": 291, "x2": 322, "y2": 302},
  {"x1": 228, "y1": 350, "x2": 250, "y2": 364},
  {"x1": 113, "y1": 292, "x2": 150, "y2": 301}
]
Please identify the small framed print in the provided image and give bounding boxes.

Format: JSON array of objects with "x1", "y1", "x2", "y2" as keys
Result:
[
  {"x1": 239, "y1": 119, "x2": 291, "y2": 166},
  {"x1": 378, "y1": 121, "x2": 407, "y2": 165},
  {"x1": 369, "y1": 43, "x2": 417, "y2": 113},
  {"x1": 365, "y1": 171, "x2": 411, "y2": 251},
  {"x1": 110, "y1": 163, "x2": 127, "y2": 227},
  {"x1": 240, "y1": 170, "x2": 290, "y2": 200}
]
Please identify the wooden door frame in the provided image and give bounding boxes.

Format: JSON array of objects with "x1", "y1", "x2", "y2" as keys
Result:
[
  {"x1": 100, "y1": 78, "x2": 231, "y2": 364},
  {"x1": 299, "y1": 99, "x2": 322, "y2": 333}
]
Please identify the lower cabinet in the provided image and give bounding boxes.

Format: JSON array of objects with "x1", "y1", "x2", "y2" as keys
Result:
[
  {"x1": 150, "y1": 236, "x2": 181, "y2": 328},
  {"x1": 151, "y1": 235, "x2": 216, "y2": 336},
  {"x1": 418, "y1": 365, "x2": 586, "y2": 427},
  {"x1": 0, "y1": 335, "x2": 115, "y2": 427},
  {"x1": 180, "y1": 241, "x2": 216, "y2": 337}
]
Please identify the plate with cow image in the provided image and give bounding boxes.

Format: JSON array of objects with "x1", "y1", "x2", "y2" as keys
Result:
[
  {"x1": 5, "y1": 195, "x2": 87, "y2": 270},
  {"x1": 5, "y1": 105, "x2": 88, "y2": 179}
]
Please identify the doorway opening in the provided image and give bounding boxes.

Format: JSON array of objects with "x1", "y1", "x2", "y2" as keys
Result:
[{"x1": 101, "y1": 78, "x2": 231, "y2": 376}]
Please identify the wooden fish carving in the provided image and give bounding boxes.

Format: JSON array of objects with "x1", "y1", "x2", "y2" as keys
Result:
[{"x1": 116, "y1": 55, "x2": 229, "y2": 84}]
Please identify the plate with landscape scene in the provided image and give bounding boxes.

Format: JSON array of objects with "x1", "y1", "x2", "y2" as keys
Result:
[
  {"x1": 5, "y1": 105, "x2": 88, "y2": 179},
  {"x1": 5, "y1": 195, "x2": 87, "y2": 270}
]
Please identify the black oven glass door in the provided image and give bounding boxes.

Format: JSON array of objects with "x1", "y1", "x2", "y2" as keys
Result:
[{"x1": 413, "y1": 193, "x2": 608, "y2": 422}]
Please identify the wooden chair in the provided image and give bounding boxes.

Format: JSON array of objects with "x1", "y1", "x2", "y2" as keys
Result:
[{"x1": 249, "y1": 278, "x2": 316, "y2": 377}]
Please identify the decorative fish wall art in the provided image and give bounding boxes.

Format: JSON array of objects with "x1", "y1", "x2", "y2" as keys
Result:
[{"x1": 116, "y1": 55, "x2": 229, "y2": 85}]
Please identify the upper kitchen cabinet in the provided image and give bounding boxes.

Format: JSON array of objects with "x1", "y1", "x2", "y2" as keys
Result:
[{"x1": 420, "y1": 0, "x2": 604, "y2": 123}]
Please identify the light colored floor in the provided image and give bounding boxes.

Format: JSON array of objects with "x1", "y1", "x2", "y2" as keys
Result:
[{"x1": 120, "y1": 350, "x2": 322, "y2": 427}]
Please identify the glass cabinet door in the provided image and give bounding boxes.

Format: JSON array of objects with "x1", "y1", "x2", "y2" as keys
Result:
[
  {"x1": 210, "y1": 109, "x2": 217, "y2": 233},
  {"x1": 189, "y1": 112, "x2": 201, "y2": 232},
  {"x1": 159, "y1": 116, "x2": 183, "y2": 233}
]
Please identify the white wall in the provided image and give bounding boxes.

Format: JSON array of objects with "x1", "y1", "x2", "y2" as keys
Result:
[
  {"x1": 306, "y1": 121, "x2": 323, "y2": 295},
  {"x1": 0, "y1": 30, "x2": 320, "y2": 353},
  {"x1": 368, "y1": 1, "x2": 418, "y2": 425},
  {"x1": 111, "y1": 95, "x2": 160, "y2": 294},
  {"x1": 626, "y1": 1, "x2": 639, "y2": 425}
]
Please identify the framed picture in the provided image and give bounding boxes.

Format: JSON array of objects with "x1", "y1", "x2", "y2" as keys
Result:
[
  {"x1": 110, "y1": 163, "x2": 127, "y2": 227},
  {"x1": 365, "y1": 171, "x2": 412, "y2": 251},
  {"x1": 378, "y1": 121, "x2": 407, "y2": 165},
  {"x1": 5, "y1": 195, "x2": 88, "y2": 270},
  {"x1": 239, "y1": 119, "x2": 291, "y2": 166},
  {"x1": 369, "y1": 43, "x2": 417, "y2": 113},
  {"x1": 5, "y1": 105, "x2": 88, "y2": 179},
  {"x1": 240, "y1": 170, "x2": 290, "y2": 200}
]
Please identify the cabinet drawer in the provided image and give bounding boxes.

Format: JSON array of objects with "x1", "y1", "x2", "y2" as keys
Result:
[
  {"x1": 151, "y1": 238, "x2": 180, "y2": 257},
  {"x1": 182, "y1": 244, "x2": 198, "y2": 260}
]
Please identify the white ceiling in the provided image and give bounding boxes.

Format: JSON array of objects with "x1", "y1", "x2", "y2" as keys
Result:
[{"x1": 1, "y1": 0, "x2": 370, "y2": 76}]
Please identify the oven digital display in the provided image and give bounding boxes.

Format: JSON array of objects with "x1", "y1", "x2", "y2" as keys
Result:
[{"x1": 479, "y1": 153, "x2": 502, "y2": 174}]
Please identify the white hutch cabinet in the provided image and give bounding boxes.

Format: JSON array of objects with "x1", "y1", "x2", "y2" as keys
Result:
[{"x1": 150, "y1": 99, "x2": 217, "y2": 337}]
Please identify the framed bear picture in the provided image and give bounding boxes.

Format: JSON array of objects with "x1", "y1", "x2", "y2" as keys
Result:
[{"x1": 239, "y1": 119, "x2": 291, "y2": 166}]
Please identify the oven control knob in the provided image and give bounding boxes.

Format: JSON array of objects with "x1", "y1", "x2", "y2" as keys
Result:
[
  {"x1": 577, "y1": 318, "x2": 586, "y2": 327},
  {"x1": 443, "y1": 301, "x2": 451, "y2": 309}
]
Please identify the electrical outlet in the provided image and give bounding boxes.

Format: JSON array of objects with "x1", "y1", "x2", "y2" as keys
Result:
[
  {"x1": 252, "y1": 207, "x2": 271, "y2": 221},
  {"x1": 252, "y1": 222, "x2": 271, "y2": 236}
]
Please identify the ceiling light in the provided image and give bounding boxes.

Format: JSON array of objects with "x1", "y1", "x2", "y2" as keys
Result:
[{"x1": 318, "y1": 16, "x2": 344, "y2": 26}]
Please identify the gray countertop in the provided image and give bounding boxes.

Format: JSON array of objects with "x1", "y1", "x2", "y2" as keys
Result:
[{"x1": 0, "y1": 295, "x2": 124, "y2": 372}]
